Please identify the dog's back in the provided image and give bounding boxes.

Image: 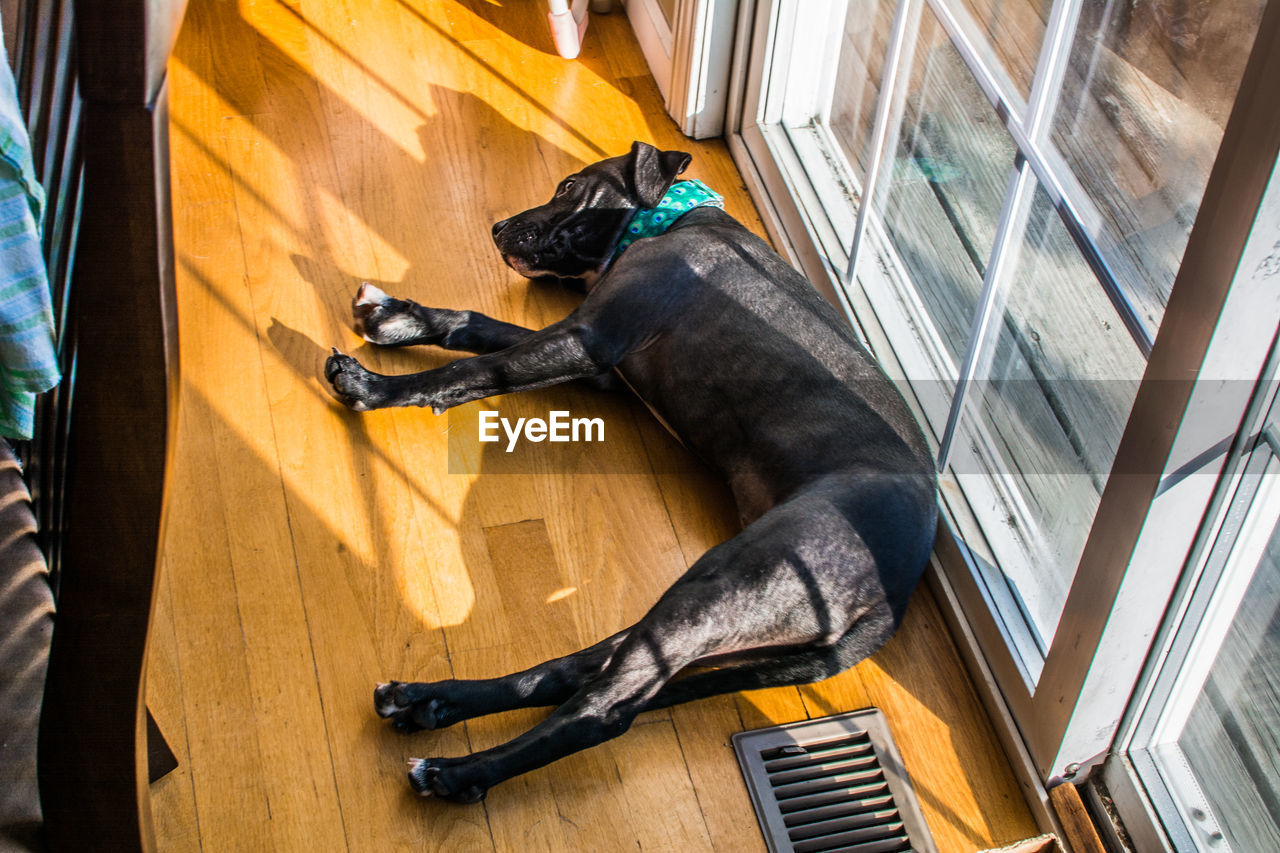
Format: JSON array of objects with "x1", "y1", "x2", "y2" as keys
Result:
[{"x1": 580, "y1": 206, "x2": 935, "y2": 528}]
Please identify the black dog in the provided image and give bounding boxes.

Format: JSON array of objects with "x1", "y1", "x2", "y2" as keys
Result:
[{"x1": 325, "y1": 141, "x2": 937, "y2": 802}]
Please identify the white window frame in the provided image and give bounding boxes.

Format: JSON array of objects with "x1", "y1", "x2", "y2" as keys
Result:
[
  {"x1": 1135, "y1": 447, "x2": 1280, "y2": 851},
  {"x1": 725, "y1": 0, "x2": 1280, "y2": 842},
  {"x1": 624, "y1": 0, "x2": 739, "y2": 138},
  {"x1": 1103, "y1": 127, "x2": 1280, "y2": 850}
]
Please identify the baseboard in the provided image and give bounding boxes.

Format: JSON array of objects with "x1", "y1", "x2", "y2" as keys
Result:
[{"x1": 926, "y1": 558, "x2": 1067, "y2": 843}]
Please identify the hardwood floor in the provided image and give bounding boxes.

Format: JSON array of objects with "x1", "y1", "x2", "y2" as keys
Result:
[{"x1": 145, "y1": 1, "x2": 1041, "y2": 849}]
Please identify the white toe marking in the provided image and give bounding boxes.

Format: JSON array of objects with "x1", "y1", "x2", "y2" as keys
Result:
[{"x1": 355, "y1": 281, "x2": 389, "y2": 306}]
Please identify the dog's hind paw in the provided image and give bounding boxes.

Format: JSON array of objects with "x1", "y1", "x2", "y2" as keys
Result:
[
  {"x1": 375, "y1": 681, "x2": 459, "y2": 733},
  {"x1": 407, "y1": 758, "x2": 487, "y2": 803}
]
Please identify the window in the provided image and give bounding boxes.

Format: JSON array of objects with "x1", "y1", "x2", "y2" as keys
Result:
[{"x1": 728, "y1": 0, "x2": 1278, "y2": 844}]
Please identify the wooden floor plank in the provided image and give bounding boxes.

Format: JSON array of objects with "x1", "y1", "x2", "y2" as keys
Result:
[
  {"x1": 451, "y1": 645, "x2": 712, "y2": 852},
  {"x1": 859, "y1": 586, "x2": 1040, "y2": 851},
  {"x1": 163, "y1": 129, "x2": 350, "y2": 846},
  {"x1": 669, "y1": 695, "x2": 766, "y2": 852},
  {"x1": 219, "y1": 104, "x2": 492, "y2": 849},
  {"x1": 152, "y1": 1, "x2": 1042, "y2": 850},
  {"x1": 159, "y1": 387, "x2": 275, "y2": 853}
]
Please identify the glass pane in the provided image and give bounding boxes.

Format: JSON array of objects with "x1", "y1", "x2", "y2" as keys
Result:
[
  {"x1": 1051, "y1": 0, "x2": 1266, "y2": 336},
  {"x1": 957, "y1": 0, "x2": 1051, "y2": 97},
  {"x1": 872, "y1": 4, "x2": 1018, "y2": 369},
  {"x1": 949, "y1": 184, "x2": 1144, "y2": 646},
  {"x1": 828, "y1": 0, "x2": 898, "y2": 181},
  {"x1": 1176, "y1": 510, "x2": 1280, "y2": 850},
  {"x1": 776, "y1": 0, "x2": 897, "y2": 251}
]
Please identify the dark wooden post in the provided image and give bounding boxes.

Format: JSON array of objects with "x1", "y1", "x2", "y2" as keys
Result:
[{"x1": 37, "y1": 1, "x2": 186, "y2": 849}]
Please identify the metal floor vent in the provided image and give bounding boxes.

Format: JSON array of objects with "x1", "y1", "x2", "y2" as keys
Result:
[{"x1": 732, "y1": 708, "x2": 937, "y2": 853}]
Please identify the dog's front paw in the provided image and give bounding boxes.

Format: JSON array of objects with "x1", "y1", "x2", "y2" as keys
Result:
[
  {"x1": 325, "y1": 348, "x2": 388, "y2": 411},
  {"x1": 375, "y1": 681, "x2": 462, "y2": 733},
  {"x1": 352, "y1": 283, "x2": 433, "y2": 346},
  {"x1": 408, "y1": 757, "x2": 487, "y2": 803}
]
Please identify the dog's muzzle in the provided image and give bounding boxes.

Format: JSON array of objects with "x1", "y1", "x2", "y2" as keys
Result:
[
  {"x1": 492, "y1": 218, "x2": 540, "y2": 250},
  {"x1": 492, "y1": 218, "x2": 545, "y2": 274}
]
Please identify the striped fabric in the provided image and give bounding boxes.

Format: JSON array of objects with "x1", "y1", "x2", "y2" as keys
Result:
[{"x1": 0, "y1": 40, "x2": 59, "y2": 440}]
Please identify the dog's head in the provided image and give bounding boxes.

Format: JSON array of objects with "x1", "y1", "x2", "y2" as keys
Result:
[{"x1": 492, "y1": 141, "x2": 691, "y2": 284}]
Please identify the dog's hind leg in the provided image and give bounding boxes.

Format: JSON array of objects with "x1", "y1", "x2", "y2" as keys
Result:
[
  {"x1": 400, "y1": 614, "x2": 898, "y2": 803},
  {"x1": 374, "y1": 630, "x2": 630, "y2": 733},
  {"x1": 374, "y1": 582, "x2": 892, "y2": 734},
  {"x1": 376, "y1": 606, "x2": 892, "y2": 738},
  {"x1": 402, "y1": 489, "x2": 921, "y2": 801},
  {"x1": 641, "y1": 611, "x2": 898, "y2": 712},
  {"x1": 401, "y1": 603, "x2": 899, "y2": 802},
  {"x1": 404, "y1": 626, "x2": 688, "y2": 802}
]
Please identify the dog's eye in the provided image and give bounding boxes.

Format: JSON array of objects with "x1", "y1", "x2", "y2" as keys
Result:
[{"x1": 556, "y1": 179, "x2": 575, "y2": 197}]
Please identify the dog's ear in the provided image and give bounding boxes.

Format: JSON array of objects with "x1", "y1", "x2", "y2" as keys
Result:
[{"x1": 628, "y1": 140, "x2": 692, "y2": 208}]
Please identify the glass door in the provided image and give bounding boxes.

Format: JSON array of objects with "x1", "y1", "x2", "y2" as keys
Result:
[{"x1": 728, "y1": 0, "x2": 1272, "y2": 783}]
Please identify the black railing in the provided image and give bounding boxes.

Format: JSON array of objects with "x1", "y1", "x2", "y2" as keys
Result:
[{"x1": 9, "y1": 0, "x2": 83, "y2": 597}]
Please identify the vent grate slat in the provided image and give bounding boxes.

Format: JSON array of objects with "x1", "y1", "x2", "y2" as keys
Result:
[
  {"x1": 766, "y1": 752, "x2": 881, "y2": 785},
  {"x1": 771, "y1": 767, "x2": 889, "y2": 801},
  {"x1": 791, "y1": 820, "x2": 907, "y2": 853},
  {"x1": 763, "y1": 734, "x2": 873, "y2": 765},
  {"x1": 788, "y1": 808, "x2": 903, "y2": 840},
  {"x1": 807, "y1": 837, "x2": 913, "y2": 853},
  {"x1": 732, "y1": 708, "x2": 937, "y2": 853},
  {"x1": 782, "y1": 794, "x2": 898, "y2": 827},
  {"x1": 775, "y1": 781, "x2": 894, "y2": 816}
]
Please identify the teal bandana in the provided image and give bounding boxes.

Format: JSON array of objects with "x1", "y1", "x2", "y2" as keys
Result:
[{"x1": 613, "y1": 179, "x2": 724, "y2": 261}]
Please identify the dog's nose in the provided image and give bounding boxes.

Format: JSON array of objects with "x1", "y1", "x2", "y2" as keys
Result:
[{"x1": 492, "y1": 218, "x2": 510, "y2": 238}]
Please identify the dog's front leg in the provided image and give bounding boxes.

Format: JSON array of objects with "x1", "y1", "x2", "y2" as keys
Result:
[
  {"x1": 352, "y1": 283, "x2": 536, "y2": 354},
  {"x1": 325, "y1": 321, "x2": 609, "y2": 412},
  {"x1": 351, "y1": 285, "x2": 624, "y2": 391}
]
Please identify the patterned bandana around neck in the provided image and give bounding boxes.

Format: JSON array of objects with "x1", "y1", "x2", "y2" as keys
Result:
[{"x1": 611, "y1": 179, "x2": 724, "y2": 262}]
